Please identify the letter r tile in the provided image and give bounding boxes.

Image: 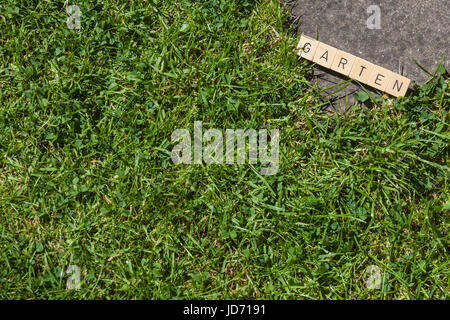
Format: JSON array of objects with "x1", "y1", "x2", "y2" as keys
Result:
[
  {"x1": 296, "y1": 35, "x2": 319, "y2": 61},
  {"x1": 331, "y1": 50, "x2": 357, "y2": 76},
  {"x1": 313, "y1": 42, "x2": 338, "y2": 68}
]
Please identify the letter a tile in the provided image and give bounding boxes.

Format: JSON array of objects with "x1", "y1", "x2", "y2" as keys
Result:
[{"x1": 313, "y1": 42, "x2": 338, "y2": 68}]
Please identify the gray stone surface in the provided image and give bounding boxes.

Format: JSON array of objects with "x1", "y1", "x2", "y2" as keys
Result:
[{"x1": 286, "y1": 0, "x2": 450, "y2": 110}]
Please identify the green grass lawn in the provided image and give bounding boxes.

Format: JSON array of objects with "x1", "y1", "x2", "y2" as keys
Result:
[{"x1": 0, "y1": 0, "x2": 448, "y2": 299}]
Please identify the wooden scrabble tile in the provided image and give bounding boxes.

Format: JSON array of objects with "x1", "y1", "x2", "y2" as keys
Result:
[
  {"x1": 367, "y1": 65, "x2": 391, "y2": 91},
  {"x1": 312, "y1": 42, "x2": 338, "y2": 68},
  {"x1": 296, "y1": 35, "x2": 319, "y2": 61},
  {"x1": 385, "y1": 73, "x2": 411, "y2": 97},
  {"x1": 349, "y1": 58, "x2": 375, "y2": 85},
  {"x1": 330, "y1": 50, "x2": 357, "y2": 76}
]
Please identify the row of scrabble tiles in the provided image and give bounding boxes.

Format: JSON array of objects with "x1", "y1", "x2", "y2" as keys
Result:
[{"x1": 296, "y1": 35, "x2": 411, "y2": 97}]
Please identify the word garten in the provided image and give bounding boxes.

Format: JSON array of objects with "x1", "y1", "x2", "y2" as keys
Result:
[{"x1": 297, "y1": 34, "x2": 411, "y2": 97}]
